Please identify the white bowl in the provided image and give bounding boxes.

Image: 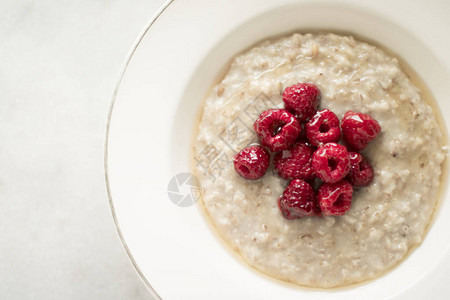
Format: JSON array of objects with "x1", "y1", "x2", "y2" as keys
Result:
[{"x1": 106, "y1": 0, "x2": 450, "y2": 299}]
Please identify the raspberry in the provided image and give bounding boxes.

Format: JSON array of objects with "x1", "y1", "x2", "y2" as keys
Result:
[
  {"x1": 253, "y1": 109, "x2": 301, "y2": 152},
  {"x1": 346, "y1": 152, "x2": 374, "y2": 187},
  {"x1": 318, "y1": 180, "x2": 353, "y2": 216},
  {"x1": 341, "y1": 111, "x2": 381, "y2": 151},
  {"x1": 278, "y1": 179, "x2": 321, "y2": 219},
  {"x1": 312, "y1": 143, "x2": 350, "y2": 183},
  {"x1": 306, "y1": 109, "x2": 341, "y2": 146},
  {"x1": 233, "y1": 145, "x2": 270, "y2": 180},
  {"x1": 282, "y1": 83, "x2": 320, "y2": 122},
  {"x1": 273, "y1": 142, "x2": 315, "y2": 181}
]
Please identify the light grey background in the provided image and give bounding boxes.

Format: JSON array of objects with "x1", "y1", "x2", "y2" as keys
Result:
[{"x1": 0, "y1": 1, "x2": 164, "y2": 299}]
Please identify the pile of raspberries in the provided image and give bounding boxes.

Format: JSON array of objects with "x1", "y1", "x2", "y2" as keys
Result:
[{"x1": 233, "y1": 83, "x2": 381, "y2": 218}]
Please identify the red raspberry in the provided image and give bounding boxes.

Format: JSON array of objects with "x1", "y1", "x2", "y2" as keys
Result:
[
  {"x1": 346, "y1": 152, "x2": 374, "y2": 187},
  {"x1": 282, "y1": 83, "x2": 320, "y2": 122},
  {"x1": 278, "y1": 179, "x2": 321, "y2": 219},
  {"x1": 341, "y1": 111, "x2": 381, "y2": 151},
  {"x1": 318, "y1": 180, "x2": 353, "y2": 216},
  {"x1": 312, "y1": 143, "x2": 350, "y2": 183},
  {"x1": 233, "y1": 145, "x2": 270, "y2": 180},
  {"x1": 306, "y1": 109, "x2": 341, "y2": 146},
  {"x1": 253, "y1": 109, "x2": 301, "y2": 152},
  {"x1": 273, "y1": 142, "x2": 315, "y2": 181}
]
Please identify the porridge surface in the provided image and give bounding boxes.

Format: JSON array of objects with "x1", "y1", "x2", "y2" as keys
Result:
[{"x1": 193, "y1": 33, "x2": 446, "y2": 288}]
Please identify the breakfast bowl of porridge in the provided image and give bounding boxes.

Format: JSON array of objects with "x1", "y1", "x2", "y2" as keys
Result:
[{"x1": 106, "y1": 0, "x2": 450, "y2": 299}]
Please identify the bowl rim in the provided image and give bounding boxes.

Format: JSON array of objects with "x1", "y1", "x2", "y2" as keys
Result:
[{"x1": 104, "y1": 1, "x2": 174, "y2": 299}]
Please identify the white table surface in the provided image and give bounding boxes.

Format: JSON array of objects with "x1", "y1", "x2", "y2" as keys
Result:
[{"x1": 0, "y1": 1, "x2": 164, "y2": 299}]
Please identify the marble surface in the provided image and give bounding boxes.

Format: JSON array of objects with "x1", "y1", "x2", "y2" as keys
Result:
[{"x1": 0, "y1": 1, "x2": 164, "y2": 299}]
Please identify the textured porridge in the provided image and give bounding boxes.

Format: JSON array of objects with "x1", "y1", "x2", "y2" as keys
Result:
[{"x1": 193, "y1": 33, "x2": 446, "y2": 288}]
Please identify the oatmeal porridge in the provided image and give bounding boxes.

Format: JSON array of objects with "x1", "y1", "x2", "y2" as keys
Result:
[{"x1": 193, "y1": 33, "x2": 447, "y2": 288}]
